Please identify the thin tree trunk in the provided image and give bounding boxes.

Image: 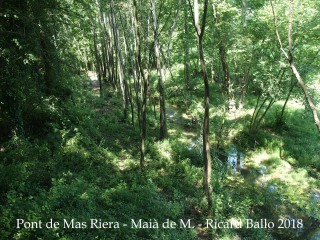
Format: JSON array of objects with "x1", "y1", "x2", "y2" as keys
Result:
[
  {"x1": 212, "y1": 5, "x2": 234, "y2": 113},
  {"x1": 111, "y1": 1, "x2": 128, "y2": 119},
  {"x1": 241, "y1": 0, "x2": 247, "y2": 26},
  {"x1": 218, "y1": 44, "x2": 234, "y2": 112},
  {"x1": 119, "y1": 17, "x2": 135, "y2": 126},
  {"x1": 249, "y1": 93, "x2": 262, "y2": 132},
  {"x1": 279, "y1": 77, "x2": 294, "y2": 122},
  {"x1": 106, "y1": 14, "x2": 117, "y2": 90},
  {"x1": 133, "y1": 0, "x2": 148, "y2": 171},
  {"x1": 184, "y1": 0, "x2": 190, "y2": 89},
  {"x1": 150, "y1": 0, "x2": 167, "y2": 140},
  {"x1": 251, "y1": 95, "x2": 268, "y2": 131},
  {"x1": 93, "y1": 30, "x2": 103, "y2": 97},
  {"x1": 255, "y1": 98, "x2": 275, "y2": 128},
  {"x1": 189, "y1": 0, "x2": 212, "y2": 210},
  {"x1": 128, "y1": 6, "x2": 142, "y2": 129},
  {"x1": 98, "y1": 6, "x2": 108, "y2": 83},
  {"x1": 166, "y1": 1, "x2": 180, "y2": 66}
]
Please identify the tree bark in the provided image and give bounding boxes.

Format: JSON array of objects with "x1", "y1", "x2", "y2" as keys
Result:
[
  {"x1": 166, "y1": 1, "x2": 180, "y2": 67},
  {"x1": 290, "y1": 63, "x2": 320, "y2": 132},
  {"x1": 111, "y1": 0, "x2": 128, "y2": 119},
  {"x1": 212, "y1": 4, "x2": 234, "y2": 113},
  {"x1": 184, "y1": 0, "x2": 191, "y2": 89},
  {"x1": 218, "y1": 44, "x2": 234, "y2": 112},
  {"x1": 241, "y1": 0, "x2": 247, "y2": 26},
  {"x1": 150, "y1": 0, "x2": 167, "y2": 140},
  {"x1": 119, "y1": 14, "x2": 135, "y2": 126},
  {"x1": 190, "y1": 0, "x2": 212, "y2": 209},
  {"x1": 279, "y1": 79, "x2": 294, "y2": 122},
  {"x1": 93, "y1": 29, "x2": 103, "y2": 97},
  {"x1": 133, "y1": 0, "x2": 148, "y2": 171}
]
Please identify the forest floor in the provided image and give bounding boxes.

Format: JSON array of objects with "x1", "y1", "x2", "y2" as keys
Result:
[
  {"x1": 86, "y1": 72, "x2": 320, "y2": 239},
  {"x1": 1, "y1": 72, "x2": 318, "y2": 239},
  {"x1": 84, "y1": 69, "x2": 320, "y2": 239},
  {"x1": 163, "y1": 78, "x2": 320, "y2": 239},
  {"x1": 167, "y1": 106, "x2": 319, "y2": 239}
]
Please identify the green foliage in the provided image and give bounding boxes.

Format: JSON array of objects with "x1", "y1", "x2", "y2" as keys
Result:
[
  {"x1": 1, "y1": 0, "x2": 319, "y2": 239},
  {"x1": 0, "y1": 81, "x2": 200, "y2": 239}
]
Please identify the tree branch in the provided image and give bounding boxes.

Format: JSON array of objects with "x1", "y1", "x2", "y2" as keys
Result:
[
  {"x1": 270, "y1": 0, "x2": 289, "y2": 60},
  {"x1": 200, "y1": 0, "x2": 209, "y2": 39},
  {"x1": 270, "y1": 0, "x2": 320, "y2": 133},
  {"x1": 288, "y1": 0, "x2": 293, "y2": 62}
]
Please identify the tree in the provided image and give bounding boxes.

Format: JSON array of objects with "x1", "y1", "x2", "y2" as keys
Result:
[
  {"x1": 132, "y1": 0, "x2": 148, "y2": 171},
  {"x1": 270, "y1": 0, "x2": 320, "y2": 133},
  {"x1": 184, "y1": 0, "x2": 191, "y2": 89},
  {"x1": 110, "y1": 0, "x2": 129, "y2": 119},
  {"x1": 150, "y1": 0, "x2": 168, "y2": 140},
  {"x1": 0, "y1": 0, "x2": 79, "y2": 139},
  {"x1": 189, "y1": 0, "x2": 212, "y2": 209}
]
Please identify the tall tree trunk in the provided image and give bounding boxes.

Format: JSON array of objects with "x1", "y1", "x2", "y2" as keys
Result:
[
  {"x1": 106, "y1": 15, "x2": 117, "y2": 90},
  {"x1": 190, "y1": 0, "x2": 212, "y2": 209},
  {"x1": 184, "y1": 0, "x2": 191, "y2": 89},
  {"x1": 212, "y1": 5, "x2": 234, "y2": 113},
  {"x1": 111, "y1": 0, "x2": 128, "y2": 119},
  {"x1": 128, "y1": 6, "x2": 142, "y2": 129},
  {"x1": 93, "y1": 29, "x2": 103, "y2": 97},
  {"x1": 241, "y1": 0, "x2": 247, "y2": 26},
  {"x1": 166, "y1": 1, "x2": 180, "y2": 67},
  {"x1": 150, "y1": 0, "x2": 167, "y2": 140},
  {"x1": 218, "y1": 44, "x2": 234, "y2": 113},
  {"x1": 133, "y1": 0, "x2": 148, "y2": 171},
  {"x1": 119, "y1": 15, "x2": 135, "y2": 126}
]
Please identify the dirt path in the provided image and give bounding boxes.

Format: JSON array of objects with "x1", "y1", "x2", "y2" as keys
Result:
[{"x1": 87, "y1": 71, "x2": 100, "y2": 95}]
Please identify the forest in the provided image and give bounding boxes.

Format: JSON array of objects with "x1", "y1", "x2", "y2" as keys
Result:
[{"x1": 0, "y1": 0, "x2": 319, "y2": 239}]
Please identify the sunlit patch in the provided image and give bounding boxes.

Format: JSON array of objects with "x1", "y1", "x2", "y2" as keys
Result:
[
  {"x1": 227, "y1": 217, "x2": 242, "y2": 228},
  {"x1": 282, "y1": 99, "x2": 305, "y2": 110},
  {"x1": 153, "y1": 140, "x2": 173, "y2": 161},
  {"x1": 249, "y1": 151, "x2": 270, "y2": 165}
]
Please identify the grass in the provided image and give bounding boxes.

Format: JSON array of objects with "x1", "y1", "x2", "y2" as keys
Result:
[
  {"x1": 0, "y1": 70, "x2": 319, "y2": 239},
  {"x1": 163, "y1": 65, "x2": 319, "y2": 238},
  {"x1": 0, "y1": 75, "x2": 202, "y2": 240}
]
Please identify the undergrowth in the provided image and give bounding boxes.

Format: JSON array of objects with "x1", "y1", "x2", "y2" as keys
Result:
[{"x1": 0, "y1": 74, "x2": 318, "y2": 240}]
